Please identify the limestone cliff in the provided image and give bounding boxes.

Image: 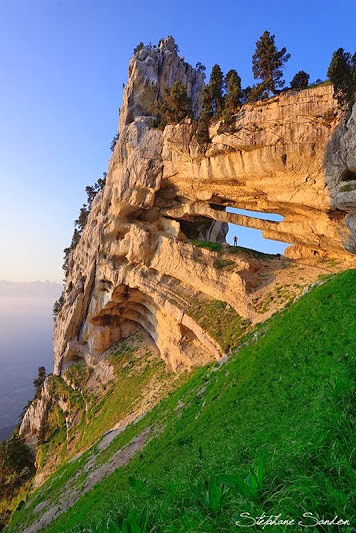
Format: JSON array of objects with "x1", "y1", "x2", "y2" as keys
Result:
[{"x1": 20, "y1": 37, "x2": 356, "y2": 448}]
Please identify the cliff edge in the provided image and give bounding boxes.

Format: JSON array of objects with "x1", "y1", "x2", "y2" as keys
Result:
[{"x1": 20, "y1": 37, "x2": 356, "y2": 451}]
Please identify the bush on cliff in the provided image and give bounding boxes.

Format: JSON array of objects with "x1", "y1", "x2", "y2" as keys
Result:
[
  {"x1": 61, "y1": 172, "x2": 107, "y2": 280},
  {"x1": 52, "y1": 290, "x2": 64, "y2": 318}
]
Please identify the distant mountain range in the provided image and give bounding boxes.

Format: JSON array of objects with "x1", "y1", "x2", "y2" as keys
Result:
[{"x1": 0, "y1": 280, "x2": 62, "y2": 298}]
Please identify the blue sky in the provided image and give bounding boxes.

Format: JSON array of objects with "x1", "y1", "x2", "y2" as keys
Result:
[{"x1": 0, "y1": 0, "x2": 355, "y2": 282}]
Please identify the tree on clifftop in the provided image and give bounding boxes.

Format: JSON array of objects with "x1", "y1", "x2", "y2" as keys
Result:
[
  {"x1": 158, "y1": 81, "x2": 192, "y2": 128},
  {"x1": 195, "y1": 64, "x2": 225, "y2": 143},
  {"x1": 252, "y1": 30, "x2": 290, "y2": 95},
  {"x1": 223, "y1": 69, "x2": 243, "y2": 120},
  {"x1": 209, "y1": 64, "x2": 225, "y2": 116},
  {"x1": 290, "y1": 70, "x2": 310, "y2": 90},
  {"x1": 327, "y1": 48, "x2": 356, "y2": 107},
  {"x1": 195, "y1": 62, "x2": 206, "y2": 78},
  {"x1": 195, "y1": 85, "x2": 213, "y2": 144}
]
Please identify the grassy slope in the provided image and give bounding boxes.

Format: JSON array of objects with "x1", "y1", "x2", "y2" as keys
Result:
[
  {"x1": 39, "y1": 339, "x2": 174, "y2": 468},
  {"x1": 10, "y1": 270, "x2": 356, "y2": 532}
]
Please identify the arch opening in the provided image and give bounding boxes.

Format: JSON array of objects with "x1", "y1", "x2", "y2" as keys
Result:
[
  {"x1": 226, "y1": 207, "x2": 284, "y2": 222},
  {"x1": 226, "y1": 223, "x2": 288, "y2": 256}
]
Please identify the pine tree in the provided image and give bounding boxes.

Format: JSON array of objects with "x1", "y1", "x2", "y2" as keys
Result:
[
  {"x1": 133, "y1": 42, "x2": 144, "y2": 55},
  {"x1": 209, "y1": 64, "x2": 224, "y2": 116},
  {"x1": 223, "y1": 69, "x2": 242, "y2": 120},
  {"x1": 158, "y1": 81, "x2": 192, "y2": 127},
  {"x1": 110, "y1": 133, "x2": 119, "y2": 152},
  {"x1": 252, "y1": 31, "x2": 291, "y2": 95},
  {"x1": 327, "y1": 48, "x2": 356, "y2": 107},
  {"x1": 33, "y1": 367, "x2": 47, "y2": 399},
  {"x1": 244, "y1": 82, "x2": 270, "y2": 103},
  {"x1": 196, "y1": 64, "x2": 226, "y2": 143},
  {"x1": 196, "y1": 85, "x2": 213, "y2": 144},
  {"x1": 75, "y1": 204, "x2": 89, "y2": 233},
  {"x1": 290, "y1": 70, "x2": 310, "y2": 90},
  {"x1": 37, "y1": 407, "x2": 49, "y2": 446},
  {"x1": 53, "y1": 291, "x2": 65, "y2": 318},
  {"x1": 195, "y1": 62, "x2": 206, "y2": 78},
  {"x1": 0, "y1": 430, "x2": 34, "y2": 502},
  {"x1": 70, "y1": 228, "x2": 81, "y2": 248}
]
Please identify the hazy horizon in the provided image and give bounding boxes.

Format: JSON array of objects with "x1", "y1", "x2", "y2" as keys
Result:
[{"x1": 0, "y1": 280, "x2": 62, "y2": 429}]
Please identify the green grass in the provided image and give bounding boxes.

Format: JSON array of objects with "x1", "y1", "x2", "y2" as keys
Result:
[
  {"x1": 188, "y1": 298, "x2": 251, "y2": 351},
  {"x1": 65, "y1": 363, "x2": 93, "y2": 390},
  {"x1": 21, "y1": 269, "x2": 355, "y2": 533},
  {"x1": 213, "y1": 258, "x2": 236, "y2": 270},
  {"x1": 71, "y1": 343, "x2": 171, "y2": 453},
  {"x1": 192, "y1": 240, "x2": 223, "y2": 252},
  {"x1": 7, "y1": 343, "x2": 175, "y2": 532},
  {"x1": 192, "y1": 240, "x2": 278, "y2": 261},
  {"x1": 340, "y1": 183, "x2": 355, "y2": 192},
  {"x1": 227, "y1": 245, "x2": 278, "y2": 260}
]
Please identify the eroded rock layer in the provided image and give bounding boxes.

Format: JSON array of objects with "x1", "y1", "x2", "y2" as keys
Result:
[
  {"x1": 53, "y1": 37, "x2": 356, "y2": 373},
  {"x1": 20, "y1": 37, "x2": 356, "y2": 445}
]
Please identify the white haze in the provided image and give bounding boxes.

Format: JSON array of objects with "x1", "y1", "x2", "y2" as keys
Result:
[{"x1": 0, "y1": 281, "x2": 62, "y2": 429}]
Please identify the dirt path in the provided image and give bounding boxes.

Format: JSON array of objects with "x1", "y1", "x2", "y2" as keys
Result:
[{"x1": 21, "y1": 426, "x2": 152, "y2": 533}]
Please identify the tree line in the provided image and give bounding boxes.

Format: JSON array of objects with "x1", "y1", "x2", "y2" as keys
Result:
[
  {"x1": 52, "y1": 127, "x2": 121, "y2": 320},
  {"x1": 53, "y1": 171, "x2": 108, "y2": 318},
  {"x1": 153, "y1": 31, "x2": 355, "y2": 143}
]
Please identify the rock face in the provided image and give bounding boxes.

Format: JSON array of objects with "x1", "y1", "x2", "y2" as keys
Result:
[
  {"x1": 52, "y1": 38, "x2": 356, "y2": 374},
  {"x1": 20, "y1": 38, "x2": 356, "y2": 445}
]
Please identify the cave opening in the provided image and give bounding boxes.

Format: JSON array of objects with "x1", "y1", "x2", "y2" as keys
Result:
[
  {"x1": 340, "y1": 169, "x2": 356, "y2": 182},
  {"x1": 177, "y1": 208, "x2": 288, "y2": 255},
  {"x1": 180, "y1": 218, "x2": 227, "y2": 243}
]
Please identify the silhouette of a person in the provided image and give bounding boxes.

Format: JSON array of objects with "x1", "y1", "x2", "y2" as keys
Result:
[{"x1": 233, "y1": 235, "x2": 238, "y2": 246}]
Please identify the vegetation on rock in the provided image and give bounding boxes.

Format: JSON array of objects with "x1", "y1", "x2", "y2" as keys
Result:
[
  {"x1": 327, "y1": 47, "x2": 356, "y2": 107},
  {"x1": 195, "y1": 62, "x2": 206, "y2": 77},
  {"x1": 195, "y1": 84, "x2": 214, "y2": 144},
  {"x1": 52, "y1": 290, "x2": 64, "y2": 318},
  {"x1": 157, "y1": 81, "x2": 192, "y2": 128},
  {"x1": 188, "y1": 297, "x2": 251, "y2": 351},
  {"x1": 33, "y1": 366, "x2": 47, "y2": 400},
  {"x1": 290, "y1": 70, "x2": 310, "y2": 89},
  {"x1": 10, "y1": 270, "x2": 354, "y2": 533},
  {"x1": 222, "y1": 69, "x2": 243, "y2": 121},
  {"x1": 62, "y1": 172, "x2": 107, "y2": 279},
  {"x1": 65, "y1": 363, "x2": 93, "y2": 390},
  {"x1": 0, "y1": 367, "x2": 48, "y2": 527},
  {"x1": 0, "y1": 431, "x2": 34, "y2": 528},
  {"x1": 252, "y1": 30, "x2": 291, "y2": 95},
  {"x1": 110, "y1": 133, "x2": 119, "y2": 152}
]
